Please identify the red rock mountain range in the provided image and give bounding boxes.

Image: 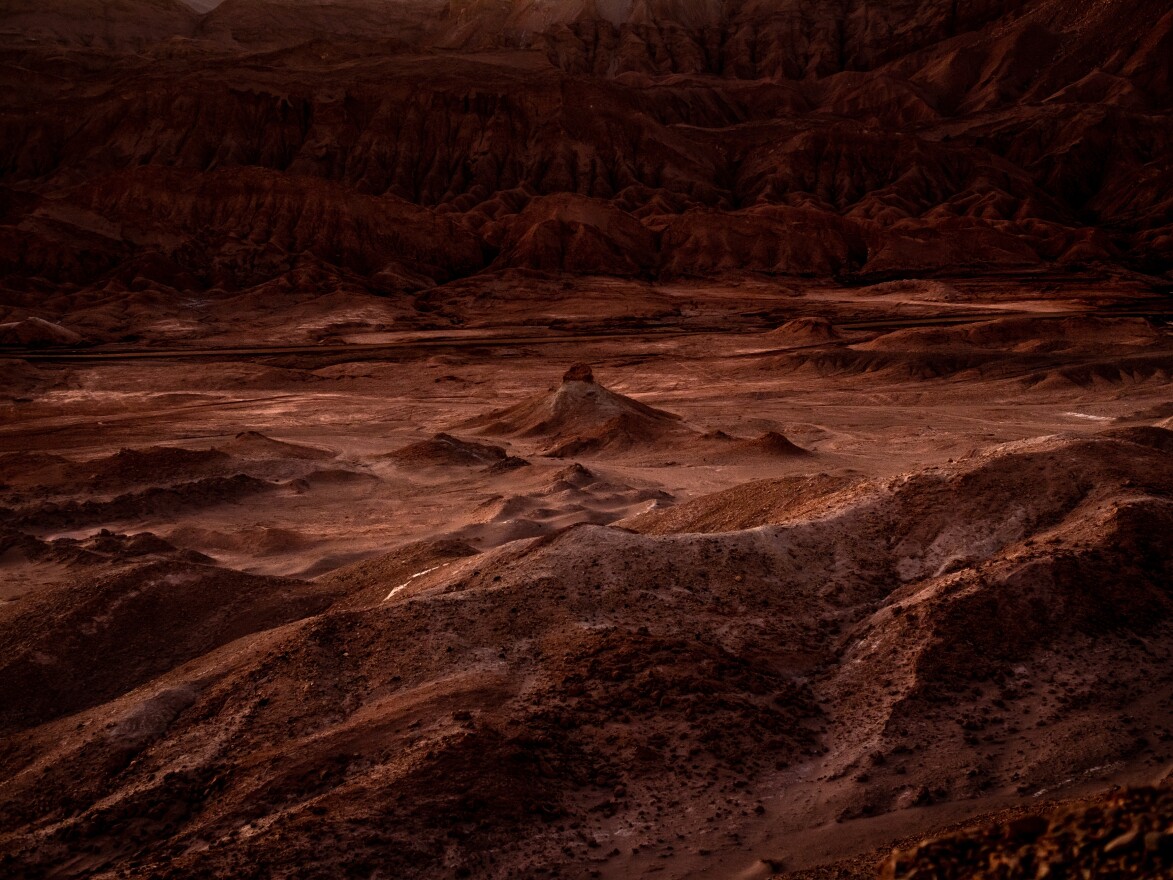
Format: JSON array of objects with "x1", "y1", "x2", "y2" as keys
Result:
[{"x1": 0, "y1": 0, "x2": 1171, "y2": 313}]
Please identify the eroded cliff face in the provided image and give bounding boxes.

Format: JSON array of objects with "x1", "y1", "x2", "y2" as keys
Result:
[{"x1": 0, "y1": 0, "x2": 1171, "y2": 315}]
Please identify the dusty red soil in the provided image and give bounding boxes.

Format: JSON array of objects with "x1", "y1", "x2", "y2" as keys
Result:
[
  {"x1": 2, "y1": 1, "x2": 1173, "y2": 879},
  {"x1": 1, "y1": 312, "x2": 1171, "y2": 880}
]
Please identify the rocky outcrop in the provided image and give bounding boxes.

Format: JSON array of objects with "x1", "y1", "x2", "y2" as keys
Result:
[{"x1": 882, "y1": 783, "x2": 1173, "y2": 879}]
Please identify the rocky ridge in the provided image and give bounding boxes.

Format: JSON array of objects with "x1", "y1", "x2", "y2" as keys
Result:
[{"x1": 1, "y1": 0, "x2": 1172, "y2": 342}]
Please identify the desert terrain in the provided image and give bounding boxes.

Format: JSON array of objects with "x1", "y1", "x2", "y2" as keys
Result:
[{"x1": 1, "y1": 0, "x2": 1172, "y2": 878}]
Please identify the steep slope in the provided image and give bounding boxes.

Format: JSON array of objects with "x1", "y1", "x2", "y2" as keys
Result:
[
  {"x1": 27, "y1": 166, "x2": 486, "y2": 291},
  {"x1": 1, "y1": 429, "x2": 1170, "y2": 879},
  {"x1": 0, "y1": 560, "x2": 340, "y2": 734}
]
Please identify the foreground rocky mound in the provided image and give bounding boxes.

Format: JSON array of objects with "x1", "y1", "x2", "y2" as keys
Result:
[
  {"x1": 462, "y1": 363, "x2": 691, "y2": 456},
  {"x1": 882, "y1": 782, "x2": 1173, "y2": 880},
  {"x1": 0, "y1": 428, "x2": 1170, "y2": 878}
]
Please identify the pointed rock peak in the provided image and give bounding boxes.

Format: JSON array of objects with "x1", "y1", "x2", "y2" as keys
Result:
[
  {"x1": 562, "y1": 363, "x2": 595, "y2": 384},
  {"x1": 552, "y1": 463, "x2": 595, "y2": 486},
  {"x1": 736, "y1": 431, "x2": 811, "y2": 457}
]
